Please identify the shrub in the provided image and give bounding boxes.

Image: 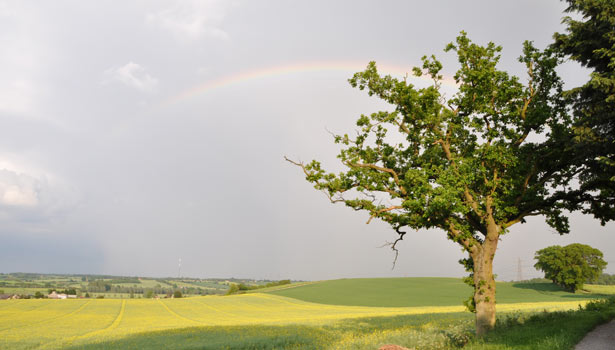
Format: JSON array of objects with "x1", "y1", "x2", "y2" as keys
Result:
[{"x1": 226, "y1": 283, "x2": 239, "y2": 295}]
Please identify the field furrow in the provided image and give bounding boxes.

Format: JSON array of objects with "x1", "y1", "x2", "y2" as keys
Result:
[
  {"x1": 0, "y1": 300, "x2": 91, "y2": 332},
  {"x1": 157, "y1": 299, "x2": 205, "y2": 325},
  {"x1": 34, "y1": 300, "x2": 126, "y2": 349}
]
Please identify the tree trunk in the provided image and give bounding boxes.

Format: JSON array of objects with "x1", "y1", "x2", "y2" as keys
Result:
[{"x1": 473, "y1": 222, "x2": 499, "y2": 336}]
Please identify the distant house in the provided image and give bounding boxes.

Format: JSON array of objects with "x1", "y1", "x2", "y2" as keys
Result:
[
  {"x1": 0, "y1": 294, "x2": 14, "y2": 300},
  {"x1": 48, "y1": 291, "x2": 68, "y2": 299}
]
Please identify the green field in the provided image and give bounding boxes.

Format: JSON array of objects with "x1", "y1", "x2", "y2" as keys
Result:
[
  {"x1": 0, "y1": 294, "x2": 597, "y2": 350},
  {"x1": 1, "y1": 277, "x2": 612, "y2": 350},
  {"x1": 266, "y1": 278, "x2": 602, "y2": 307},
  {"x1": 583, "y1": 284, "x2": 615, "y2": 295}
]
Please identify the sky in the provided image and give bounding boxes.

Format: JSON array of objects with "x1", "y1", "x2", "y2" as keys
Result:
[{"x1": 0, "y1": 0, "x2": 612, "y2": 281}]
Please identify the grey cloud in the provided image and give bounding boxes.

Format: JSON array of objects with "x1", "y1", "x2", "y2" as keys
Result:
[
  {"x1": 146, "y1": 0, "x2": 232, "y2": 41},
  {"x1": 0, "y1": 169, "x2": 40, "y2": 207},
  {"x1": 103, "y1": 62, "x2": 159, "y2": 92}
]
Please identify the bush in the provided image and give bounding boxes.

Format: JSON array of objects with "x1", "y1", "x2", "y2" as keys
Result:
[
  {"x1": 173, "y1": 290, "x2": 182, "y2": 298},
  {"x1": 226, "y1": 283, "x2": 239, "y2": 295}
]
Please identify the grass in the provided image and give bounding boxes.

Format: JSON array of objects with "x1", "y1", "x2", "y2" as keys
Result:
[
  {"x1": 266, "y1": 278, "x2": 600, "y2": 307},
  {"x1": 464, "y1": 298, "x2": 615, "y2": 350},
  {"x1": 245, "y1": 281, "x2": 320, "y2": 293},
  {"x1": 2, "y1": 277, "x2": 612, "y2": 349},
  {"x1": 61, "y1": 312, "x2": 477, "y2": 350},
  {"x1": 0, "y1": 292, "x2": 595, "y2": 350},
  {"x1": 63, "y1": 298, "x2": 615, "y2": 350},
  {"x1": 583, "y1": 284, "x2": 615, "y2": 295}
]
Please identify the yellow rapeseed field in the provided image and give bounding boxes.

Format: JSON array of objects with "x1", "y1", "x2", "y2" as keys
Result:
[{"x1": 0, "y1": 294, "x2": 592, "y2": 350}]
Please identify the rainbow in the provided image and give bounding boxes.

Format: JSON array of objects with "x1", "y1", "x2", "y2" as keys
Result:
[{"x1": 162, "y1": 60, "x2": 458, "y2": 106}]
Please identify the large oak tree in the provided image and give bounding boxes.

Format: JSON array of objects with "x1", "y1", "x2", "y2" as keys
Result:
[{"x1": 286, "y1": 32, "x2": 598, "y2": 335}]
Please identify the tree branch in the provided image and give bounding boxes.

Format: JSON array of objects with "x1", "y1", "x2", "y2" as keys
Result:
[
  {"x1": 445, "y1": 219, "x2": 479, "y2": 253},
  {"x1": 366, "y1": 205, "x2": 403, "y2": 224},
  {"x1": 346, "y1": 162, "x2": 407, "y2": 195}
]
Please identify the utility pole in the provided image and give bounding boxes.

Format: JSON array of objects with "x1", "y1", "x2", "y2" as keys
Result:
[{"x1": 517, "y1": 257, "x2": 523, "y2": 282}]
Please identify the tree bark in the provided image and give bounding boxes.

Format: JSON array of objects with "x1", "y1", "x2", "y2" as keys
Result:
[{"x1": 473, "y1": 221, "x2": 499, "y2": 336}]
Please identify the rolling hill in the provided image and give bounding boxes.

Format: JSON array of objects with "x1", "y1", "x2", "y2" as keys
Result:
[{"x1": 265, "y1": 277, "x2": 599, "y2": 307}]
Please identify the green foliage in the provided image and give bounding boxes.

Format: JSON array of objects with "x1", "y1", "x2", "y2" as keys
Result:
[
  {"x1": 226, "y1": 283, "x2": 239, "y2": 295},
  {"x1": 291, "y1": 31, "x2": 577, "y2": 243},
  {"x1": 594, "y1": 273, "x2": 615, "y2": 285},
  {"x1": 553, "y1": 0, "x2": 615, "y2": 223},
  {"x1": 172, "y1": 290, "x2": 182, "y2": 298},
  {"x1": 228, "y1": 280, "x2": 292, "y2": 294},
  {"x1": 61, "y1": 288, "x2": 77, "y2": 295},
  {"x1": 534, "y1": 243, "x2": 607, "y2": 292}
]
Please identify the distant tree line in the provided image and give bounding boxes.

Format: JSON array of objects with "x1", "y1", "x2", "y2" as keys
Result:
[
  {"x1": 226, "y1": 280, "x2": 291, "y2": 295},
  {"x1": 594, "y1": 273, "x2": 615, "y2": 285},
  {"x1": 86, "y1": 280, "x2": 221, "y2": 296}
]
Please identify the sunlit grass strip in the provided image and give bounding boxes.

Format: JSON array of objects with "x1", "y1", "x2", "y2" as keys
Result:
[
  {"x1": 583, "y1": 284, "x2": 615, "y2": 295},
  {"x1": 496, "y1": 300, "x2": 590, "y2": 312}
]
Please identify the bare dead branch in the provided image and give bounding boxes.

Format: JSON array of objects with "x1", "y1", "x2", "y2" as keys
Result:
[{"x1": 378, "y1": 225, "x2": 407, "y2": 269}]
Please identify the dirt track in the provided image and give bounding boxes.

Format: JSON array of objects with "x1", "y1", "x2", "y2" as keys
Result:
[{"x1": 574, "y1": 319, "x2": 615, "y2": 350}]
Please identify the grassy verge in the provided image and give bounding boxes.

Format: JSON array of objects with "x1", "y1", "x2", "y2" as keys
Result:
[
  {"x1": 465, "y1": 298, "x2": 615, "y2": 350},
  {"x1": 66, "y1": 298, "x2": 615, "y2": 350}
]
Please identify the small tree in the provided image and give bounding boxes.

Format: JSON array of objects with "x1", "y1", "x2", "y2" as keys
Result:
[
  {"x1": 173, "y1": 290, "x2": 182, "y2": 298},
  {"x1": 534, "y1": 243, "x2": 607, "y2": 292},
  {"x1": 286, "y1": 31, "x2": 611, "y2": 335},
  {"x1": 226, "y1": 283, "x2": 239, "y2": 295}
]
